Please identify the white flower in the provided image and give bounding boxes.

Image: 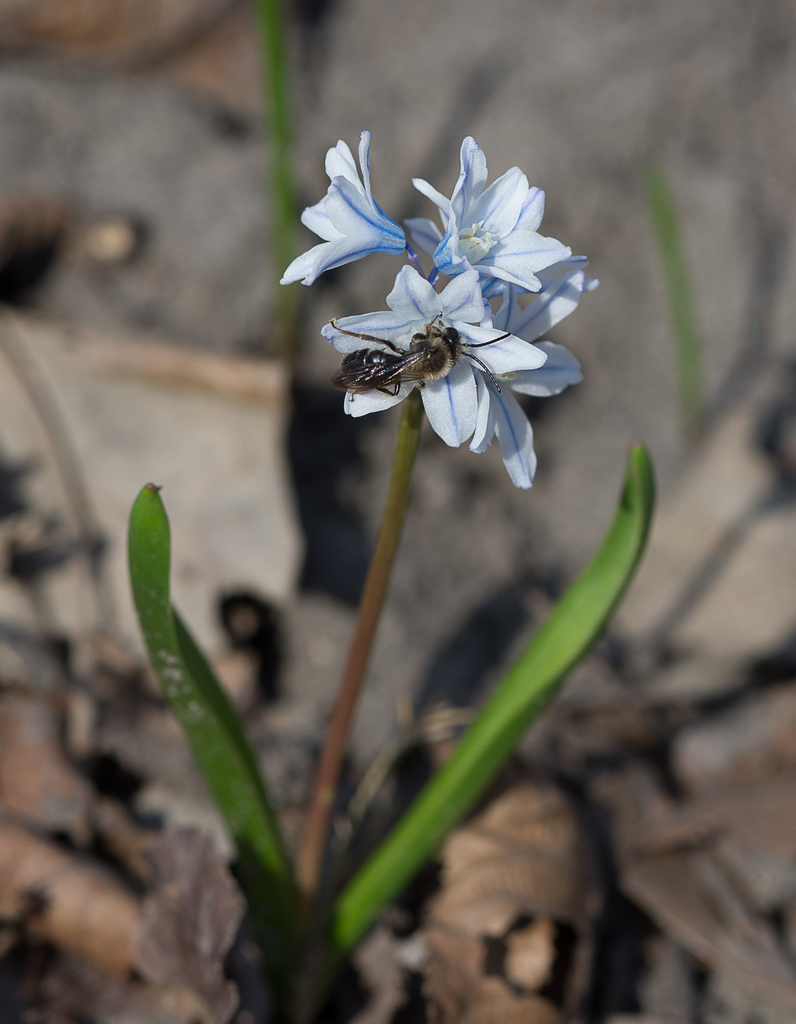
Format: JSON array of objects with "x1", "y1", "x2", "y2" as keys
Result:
[
  {"x1": 287, "y1": 133, "x2": 596, "y2": 488},
  {"x1": 281, "y1": 131, "x2": 406, "y2": 286},
  {"x1": 406, "y1": 137, "x2": 571, "y2": 293},
  {"x1": 321, "y1": 266, "x2": 547, "y2": 450},
  {"x1": 469, "y1": 267, "x2": 597, "y2": 487}
]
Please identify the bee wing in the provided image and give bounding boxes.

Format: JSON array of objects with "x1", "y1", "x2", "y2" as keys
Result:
[
  {"x1": 332, "y1": 351, "x2": 426, "y2": 393},
  {"x1": 331, "y1": 362, "x2": 397, "y2": 392}
]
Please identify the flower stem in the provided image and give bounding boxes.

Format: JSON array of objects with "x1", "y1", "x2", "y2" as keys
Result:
[
  {"x1": 405, "y1": 244, "x2": 425, "y2": 278},
  {"x1": 296, "y1": 389, "x2": 424, "y2": 910}
]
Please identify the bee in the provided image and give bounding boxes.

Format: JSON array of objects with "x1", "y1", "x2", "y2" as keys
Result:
[{"x1": 330, "y1": 314, "x2": 510, "y2": 397}]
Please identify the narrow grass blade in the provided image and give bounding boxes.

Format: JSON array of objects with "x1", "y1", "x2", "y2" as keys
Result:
[
  {"x1": 645, "y1": 168, "x2": 704, "y2": 437},
  {"x1": 252, "y1": 0, "x2": 299, "y2": 359},
  {"x1": 332, "y1": 445, "x2": 655, "y2": 954},
  {"x1": 128, "y1": 484, "x2": 295, "y2": 980}
]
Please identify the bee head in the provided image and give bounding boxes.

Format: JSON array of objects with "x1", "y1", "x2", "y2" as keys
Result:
[{"x1": 410, "y1": 321, "x2": 460, "y2": 351}]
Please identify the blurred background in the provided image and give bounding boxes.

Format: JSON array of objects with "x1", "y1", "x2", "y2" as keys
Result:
[{"x1": 0, "y1": 1, "x2": 795, "y2": 1022}]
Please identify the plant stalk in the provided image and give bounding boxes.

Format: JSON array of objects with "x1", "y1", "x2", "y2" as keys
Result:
[{"x1": 296, "y1": 390, "x2": 424, "y2": 911}]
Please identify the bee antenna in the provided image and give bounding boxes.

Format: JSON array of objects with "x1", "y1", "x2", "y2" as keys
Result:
[
  {"x1": 465, "y1": 354, "x2": 502, "y2": 393},
  {"x1": 465, "y1": 330, "x2": 512, "y2": 349}
]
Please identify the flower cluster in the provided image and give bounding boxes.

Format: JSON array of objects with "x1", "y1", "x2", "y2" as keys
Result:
[{"x1": 281, "y1": 132, "x2": 596, "y2": 488}]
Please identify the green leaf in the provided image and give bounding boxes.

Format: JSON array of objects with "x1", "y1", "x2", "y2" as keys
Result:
[
  {"x1": 331, "y1": 445, "x2": 655, "y2": 954},
  {"x1": 645, "y1": 168, "x2": 703, "y2": 437},
  {"x1": 127, "y1": 484, "x2": 296, "y2": 980}
]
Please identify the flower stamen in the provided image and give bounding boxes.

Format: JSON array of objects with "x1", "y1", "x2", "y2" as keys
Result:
[{"x1": 458, "y1": 221, "x2": 496, "y2": 261}]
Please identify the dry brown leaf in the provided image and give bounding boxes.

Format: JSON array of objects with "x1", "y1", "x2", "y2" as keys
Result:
[
  {"x1": 90, "y1": 795, "x2": 158, "y2": 879},
  {"x1": 0, "y1": 0, "x2": 237, "y2": 66},
  {"x1": 460, "y1": 986, "x2": 563, "y2": 1024},
  {"x1": 623, "y1": 850, "x2": 796, "y2": 1011},
  {"x1": 432, "y1": 783, "x2": 586, "y2": 936},
  {"x1": 0, "y1": 886, "x2": 46, "y2": 958},
  {"x1": 68, "y1": 330, "x2": 287, "y2": 404},
  {"x1": 672, "y1": 683, "x2": 796, "y2": 795},
  {"x1": 45, "y1": 953, "x2": 223, "y2": 1024},
  {"x1": 0, "y1": 819, "x2": 141, "y2": 975},
  {"x1": 0, "y1": 693, "x2": 93, "y2": 842},
  {"x1": 594, "y1": 766, "x2": 796, "y2": 1012},
  {"x1": 166, "y1": 1, "x2": 261, "y2": 116},
  {"x1": 589, "y1": 764, "x2": 674, "y2": 860},
  {"x1": 349, "y1": 925, "x2": 411, "y2": 1024},
  {"x1": 64, "y1": 686, "x2": 97, "y2": 760},
  {"x1": 135, "y1": 827, "x2": 245, "y2": 1024},
  {"x1": 504, "y1": 918, "x2": 557, "y2": 990},
  {"x1": 632, "y1": 778, "x2": 796, "y2": 861},
  {"x1": 606, "y1": 1017, "x2": 691, "y2": 1024},
  {"x1": 422, "y1": 923, "x2": 484, "y2": 1022},
  {"x1": 421, "y1": 782, "x2": 590, "y2": 1024}
]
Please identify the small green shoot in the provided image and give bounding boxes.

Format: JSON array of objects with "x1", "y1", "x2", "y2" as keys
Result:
[
  {"x1": 645, "y1": 168, "x2": 704, "y2": 438},
  {"x1": 252, "y1": 0, "x2": 300, "y2": 359}
]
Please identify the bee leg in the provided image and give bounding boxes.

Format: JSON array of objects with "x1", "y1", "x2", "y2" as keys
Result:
[
  {"x1": 330, "y1": 318, "x2": 402, "y2": 354},
  {"x1": 417, "y1": 380, "x2": 426, "y2": 389}
]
